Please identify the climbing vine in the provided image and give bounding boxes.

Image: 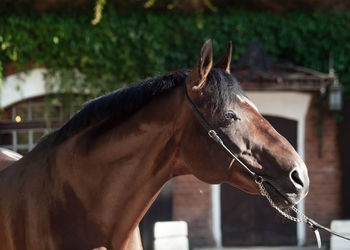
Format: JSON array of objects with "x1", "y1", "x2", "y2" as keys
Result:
[{"x1": 1, "y1": 8, "x2": 350, "y2": 99}]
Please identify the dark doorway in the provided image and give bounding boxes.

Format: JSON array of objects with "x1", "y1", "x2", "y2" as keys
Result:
[
  {"x1": 139, "y1": 181, "x2": 173, "y2": 250},
  {"x1": 221, "y1": 115, "x2": 298, "y2": 246}
]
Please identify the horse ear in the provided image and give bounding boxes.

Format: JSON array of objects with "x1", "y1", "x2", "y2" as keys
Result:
[
  {"x1": 214, "y1": 41, "x2": 232, "y2": 73},
  {"x1": 187, "y1": 39, "x2": 213, "y2": 90}
]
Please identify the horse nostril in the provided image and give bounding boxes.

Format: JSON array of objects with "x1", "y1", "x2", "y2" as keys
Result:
[{"x1": 290, "y1": 169, "x2": 304, "y2": 188}]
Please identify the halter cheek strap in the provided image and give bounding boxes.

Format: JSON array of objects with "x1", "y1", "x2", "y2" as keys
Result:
[
  {"x1": 184, "y1": 81, "x2": 350, "y2": 248},
  {"x1": 184, "y1": 83, "x2": 259, "y2": 179}
]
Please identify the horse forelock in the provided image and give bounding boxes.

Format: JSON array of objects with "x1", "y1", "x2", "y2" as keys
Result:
[{"x1": 205, "y1": 68, "x2": 244, "y2": 114}]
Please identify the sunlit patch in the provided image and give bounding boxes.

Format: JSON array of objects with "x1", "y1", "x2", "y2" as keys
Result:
[{"x1": 2, "y1": 149, "x2": 22, "y2": 160}]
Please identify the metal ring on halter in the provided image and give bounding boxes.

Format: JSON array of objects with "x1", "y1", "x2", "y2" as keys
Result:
[{"x1": 255, "y1": 176, "x2": 264, "y2": 185}]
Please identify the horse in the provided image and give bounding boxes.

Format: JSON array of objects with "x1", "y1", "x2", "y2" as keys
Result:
[{"x1": 0, "y1": 40, "x2": 309, "y2": 250}]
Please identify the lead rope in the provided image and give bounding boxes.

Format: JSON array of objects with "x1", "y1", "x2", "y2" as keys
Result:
[
  {"x1": 184, "y1": 84, "x2": 350, "y2": 248},
  {"x1": 255, "y1": 177, "x2": 304, "y2": 223},
  {"x1": 257, "y1": 176, "x2": 350, "y2": 248},
  {"x1": 255, "y1": 177, "x2": 323, "y2": 248}
]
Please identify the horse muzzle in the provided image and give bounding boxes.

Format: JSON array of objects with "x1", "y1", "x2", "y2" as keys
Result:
[{"x1": 263, "y1": 164, "x2": 310, "y2": 208}]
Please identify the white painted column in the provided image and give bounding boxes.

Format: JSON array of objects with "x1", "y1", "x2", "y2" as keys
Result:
[
  {"x1": 296, "y1": 111, "x2": 307, "y2": 246},
  {"x1": 211, "y1": 184, "x2": 222, "y2": 247}
]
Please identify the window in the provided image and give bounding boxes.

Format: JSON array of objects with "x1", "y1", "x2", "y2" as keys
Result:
[{"x1": 0, "y1": 96, "x2": 76, "y2": 155}]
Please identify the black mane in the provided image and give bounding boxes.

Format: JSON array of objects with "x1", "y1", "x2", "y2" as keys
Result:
[
  {"x1": 53, "y1": 70, "x2": 189, "y2": 145},
  {"x1": 52, "y1": 68, "x2": 243, "y2": 145}
]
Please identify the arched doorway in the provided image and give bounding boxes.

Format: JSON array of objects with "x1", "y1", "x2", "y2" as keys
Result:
[
  {"x1": 0, "y1": 69, "x2": 84, "y2": 155},
  {"x1": 221, "y1": 116, "x2": 298, "y2": 246}
]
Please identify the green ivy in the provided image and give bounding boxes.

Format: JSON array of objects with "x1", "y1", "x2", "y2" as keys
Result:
[{"x1": 1, "y1": 9, "x2": 350, "y2": 98}]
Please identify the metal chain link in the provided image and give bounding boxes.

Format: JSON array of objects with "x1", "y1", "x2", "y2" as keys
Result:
[{"x1": 256, "y1": 178, "x2": 308, "y2": 223}]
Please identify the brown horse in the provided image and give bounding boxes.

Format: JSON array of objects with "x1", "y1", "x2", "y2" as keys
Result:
[{"x1": 0, "y1": 40, "x2": 309, "y2": 250}]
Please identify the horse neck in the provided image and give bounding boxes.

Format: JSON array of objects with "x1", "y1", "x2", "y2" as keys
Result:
[{"x1": 53, "y1": 84, "x2": 189, "y2": 248}]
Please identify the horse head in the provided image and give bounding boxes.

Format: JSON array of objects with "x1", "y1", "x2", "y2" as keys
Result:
[{"x1": 182, "y1": 40, "x2": 309, "y2": 208}]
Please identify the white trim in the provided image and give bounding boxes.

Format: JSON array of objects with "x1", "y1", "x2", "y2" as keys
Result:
[
  {"x1": 211, "y1": 184, "x2": 222, "y2": 247},
  {"x1": 247, "y1": 91, "x2": 310, "y2": 123},
  {"x1": 297, "y1": 200, "x2": 306, "y2": 246},
  {"x1": 1, "y1": 68, "x2": 85, "y2": 109},
  {"x1": 1, "y1": 69, "x2": 48, "y2": 109},
  {"x1": 211, "y1": 91, "x2": 311, "y2": 247}
]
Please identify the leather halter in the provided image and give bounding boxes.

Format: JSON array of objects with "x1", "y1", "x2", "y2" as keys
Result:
[{"x1": 184, "y1": 81, "x2": 350, "y2": 248}]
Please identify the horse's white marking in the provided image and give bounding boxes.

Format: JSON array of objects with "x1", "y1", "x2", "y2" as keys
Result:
[{"x1": 236, "y1": 94, "x2": 259, "y2": 112}]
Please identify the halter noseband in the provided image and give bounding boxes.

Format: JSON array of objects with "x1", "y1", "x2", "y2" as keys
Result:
[{"x1": 184, "y1": 81, "x2": 350, "y2": 248}]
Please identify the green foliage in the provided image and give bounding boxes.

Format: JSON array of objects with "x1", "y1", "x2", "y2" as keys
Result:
[{"x1": 1, "y1": 9, "x2": 350, "y2": 98}]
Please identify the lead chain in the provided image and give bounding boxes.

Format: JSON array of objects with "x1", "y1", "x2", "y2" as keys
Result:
[{"x1": 256, "y1": 179, "x2": 308, "y2": 223}]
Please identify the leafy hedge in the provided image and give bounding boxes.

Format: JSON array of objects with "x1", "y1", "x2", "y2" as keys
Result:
[{"x1": 1, "y1": 8, "x2": 350, "y2": 97}]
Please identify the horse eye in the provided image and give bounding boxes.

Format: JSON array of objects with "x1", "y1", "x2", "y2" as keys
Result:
[{"x1": 225, "y1": 111, "x2": 239, "y2": 121}]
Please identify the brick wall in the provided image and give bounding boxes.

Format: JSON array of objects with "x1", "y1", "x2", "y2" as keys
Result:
[
  {"x1": 340, "y1": 99, "x2": 350, "y2": 218},
  {"x1": 304, "y1": 94, "x2": 342, "y2": 244},
  {"x1": 172, "y1": 175, "x2": 215, "y2": 247}
]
